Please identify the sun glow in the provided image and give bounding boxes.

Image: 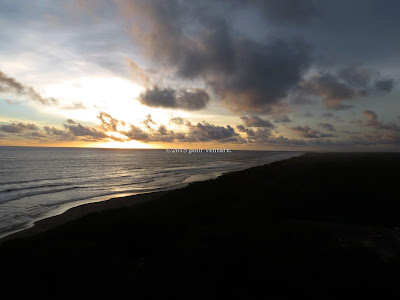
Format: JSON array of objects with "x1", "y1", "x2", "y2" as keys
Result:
[
  {"x1": 42, "y1": 76, "x2": 184, "y2": 126},
  {"x1": 42, "y1": 76, "x2": 144, "y2": 121},
  {"x1": 95, "y1": 139, "x2": 158, "y2": 149}
]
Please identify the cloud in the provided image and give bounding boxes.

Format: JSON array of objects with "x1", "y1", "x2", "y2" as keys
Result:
[
  {"x1": 236, "y1": 124, "x2": 255, "y2": 137},
  {"x1": 273, "y1": 115, "x2": 291, "y2": 123},
  {"x1": 296, "y1": 67, "x2": 396, "y2": 110},
  {"x1": 375, "y1": 79, "x2": 394, "y2": 93},
  {"x1": 362, "y1": 110, "x2": 380, "y2": 127},
  {"x1": 236, "y1": 125, "x2": 273, "y2": 143},
  {"x1": 319, "y1": 123, "x2": 336, "y2": 132},
  {"x1": 289, "y1": 125, "x2": 320, "y2": 138},
  {"x1": 138, "y1": 86, "x2": 210, "y2": 110},
  {"x1": 297, "y1": 74, "x2": 357, "y2": 110},
  {"x1": 337, "y1": 67, "x2": 372, "y2": 88},
  {"x1": 63, "y1": 122, "x2": 109, "y2": 140},
  {"x1": 208, "y1": 38, "x2": 312, "y2": 113},
  {"x1": 289, "y1": 125, "x2": 336, "y2": 138},
  {"x1": 321, "y1": 113, "x2": 334, "y2": 118},
  {"x1": 0, "y1": 120, "x2": 111, "y2": 143},
  {"x1": 235, "y1": 0, "x2": 320, "y2": 25},
  {"x1": 169, "y1": 116, "x2": 185, "y2": 125},
  {"x1": 142, "y1": 114, "x2": 156, "y2": 130},
  {"x1": 256, "y1": 0, "x2": 319, "y2": 25},
  {"x1": 157, "y1": 124, "x2": 167, "y2": 135},
  {"x1": 303, "y1": 112, "x2": 313, "y2": 118},
  {"x1": 361, "y1": 109, "x2": 400, "y2": 131},
  {"x1": 2, "y1": 110, "x2": 399, "y2": 147},
  {"x1": 354, "y1": 110, "x2": 400, "y2": 145},
  {"x1": 116, "y1": 0, "x2": 312, "y2": 114},
  {"x1": 97, "y1": 111, "x2": 125, "y2": 131},
  {"x1": 0, "y1": 70, "x2": 58, "y2": 105},
  {"x1": 186, "y1": 122, "x2": 239, "y2": 142},
  {"x1": 240, "y1": 116, "x2": 275, "y2": 128},
  {"x1": 0, "y1": 122, "x2": 39, "y2": 133},
  {"x1": 126, "y1": 58, "x2": 150, "y2": 86},
  {"x1": 62, "y1": 101, "x2": 88, "y2": 110},
  {"x1": 123, "y1": 124, "x2": 150, "y2": 142},
  {"x1": 72, "y1": 113, "x2": 242, "y2": 144},
  {"x1": 177, "y1": 89, "x2": 210, "y2": 110},
  {"x1": 44, "y1": 126, "x2": 75, "y2": 141}
]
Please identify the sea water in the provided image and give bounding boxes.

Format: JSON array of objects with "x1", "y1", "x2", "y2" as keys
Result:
[{"x1": 0, "y1": 147, "x2": 302, "y2": 237}]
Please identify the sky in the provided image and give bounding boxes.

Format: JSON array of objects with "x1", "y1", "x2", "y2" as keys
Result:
[{"x1": 0, "y1": 0, "x2": 399, "y2": 150}]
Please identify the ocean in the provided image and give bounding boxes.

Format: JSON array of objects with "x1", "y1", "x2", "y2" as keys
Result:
[{"x1": 0, "y1": 147, "x2": 302, "y2": 238}]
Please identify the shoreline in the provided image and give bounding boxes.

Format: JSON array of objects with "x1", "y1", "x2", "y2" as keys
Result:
[
  {"x1": 0, "y1": 189, "x2": 173, "y2": 243},
  {"x1": 0, "y1": 151, "x2": 302, "y2": 243}
]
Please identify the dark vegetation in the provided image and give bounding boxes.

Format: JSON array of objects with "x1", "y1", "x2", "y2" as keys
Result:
[{"x1": 1, "y1": 153, "x2": 400, "y2": 299}]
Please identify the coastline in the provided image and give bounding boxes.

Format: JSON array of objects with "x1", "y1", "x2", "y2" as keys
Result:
[
  {"x1": 0, "y1": 190, "x2": 171, "y2": 243},
  {"x1": 0, "y1": 151, "x2": 302, "y2": 243},
  {"x1": 2, "y1": 152, "x2": 400, "y2": 298}
]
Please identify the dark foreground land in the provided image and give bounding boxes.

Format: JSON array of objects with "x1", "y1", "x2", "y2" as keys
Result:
[{"x1": 1, "y1": 153, "x2": 400, "y2": 299}]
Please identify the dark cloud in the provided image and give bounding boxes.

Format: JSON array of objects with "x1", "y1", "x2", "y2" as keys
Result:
[
  {"x1": 0, "y1": 122, "x2": 39, "y2": 133},
  {"x1": 298, "y1": 74, "x2": 357, "y2": 110},
  {"x1": 117, "y1": 1, "x2": 312, "y2": 114},
  {"x1": 361, "y1": 110, "x2": 400, "y2": 131},
  {"x1": 273, "y1": 115, "x2": 291, "y2": 123},
  {"x1": 362, "y1": 110, "x2": 380, "y2": 127},
  {"x1": 289, "y1": 125, "x2": 320, "y2": 138},
  {"x1": 289, "y1": 125, "x2": 336, "y2": 138},
  {"x1": 0, "y1": 120, "x2": 110, "y2": 143},
  {"x1": 319, "y1": 122, "x2": 336, "y2": 131},
  {"x1": 23, "y1": 131, "x2": 47, "y2": 140},
  {"x1": 227, "y1": 0, "x2": 319, "y2": 25},
  {"x1": 296, "y1": 67, "x2": 396, "y2": 110},
  {"x1": 186, "y1": 122, "x2": 239, "y2": 142},
  {"x1": 252, "y1": 0, "x2": 320, "y2": 25},
  {"x1": 157, "y1": 124, "x2": 168, "y2": 135},
  {"x1": 138, "y1": 86, "x2": 210, "y2": 110},
  {"x1": 240, "y1": 116, "x2": 274, "y2": 128},
  {"x1": 2, "y1": 111, "x2": 399, "y2": 147},
  {"x1": 260, "y1": 0, "x2": 319, "y2": 25},
  {"x1": 169, "y1": 116, "x2": 185, "y2": 125},
  {"x1": 375, "y1": 79, "x2": 394, "y2": 93},
  {"x1": 97, "y1": 112, "x2": 125, "y2": 131},
  {"x1": 142, "y1": 114, "x2": 156, "y2": 130},
  {"x1": 356, "y1": 110, "x2": 400, "y2": 145},
  {"x1": 121, "y1": 119, "x2": 182, "y2": 143},
  {"x1": 321, "y1": 113, "x2": 334, "y2": 118},
  {"x1": 123, "y1": 124, "x2": 150, "y2": 142},
  {"x1": 0, "y1": 70, "x2": 58, "y2": 105},
  {"x1": 337, "y1": 67, "x2": 372, "y2": 88},
  {"x1": 236, "y1": 125, "x2": 273, "y2": 143},
  {"x1": 44, "y1": 126, "x2": 74, "y2": 141},
  {"x1": 63, "y1": 122, "x2": 109, "y2": 140},
  {"x1": 250, "y1": 128, "x2": 274, "y2": 142},
  {"x1": 236, "y1": 124, "x2": 255, "y2": 137},
  {"x1": 303, "y1": 112, "x2": 313, "y2": 118},
  {"x1": 177, "y1": 89, "x2": 210, "y2": 110},
  {"x1": 209, "y1": 38, "x2": 312, "y2": 113}
]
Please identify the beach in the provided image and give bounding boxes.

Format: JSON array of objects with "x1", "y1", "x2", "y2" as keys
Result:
[{"x1": 1, "y1": 152, "x2": 400, "y2": 299}]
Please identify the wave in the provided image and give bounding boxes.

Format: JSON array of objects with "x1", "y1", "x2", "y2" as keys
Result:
[
  {"x1": 0, "y1": 186, "x2": 82, "y2": 204},
  {"x1": 0, "y1": 149, "x2": 303, "y2": 238}
]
